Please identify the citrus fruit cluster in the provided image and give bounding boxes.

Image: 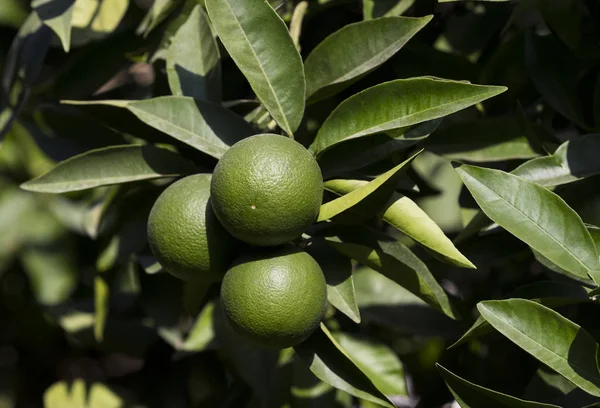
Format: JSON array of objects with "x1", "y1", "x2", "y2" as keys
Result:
[{"x1": 147, "y1": 134, "x2": 328, "y2": 348}]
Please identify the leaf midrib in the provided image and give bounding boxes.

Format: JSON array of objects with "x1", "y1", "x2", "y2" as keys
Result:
[
  {"x1": 481, "y1": 304, "x2": 600, "y2": 387},
  {"x1": 218, "y1": 0, "x2": 290, "y2": 133},
  {"x1": 463, "y1": 170, "x2": 593, "y2": 275}
]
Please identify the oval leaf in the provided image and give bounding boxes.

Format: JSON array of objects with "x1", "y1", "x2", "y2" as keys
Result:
[
  {"x1": 64, "y1": 97, "x2": 255, "y2": 159},
  {"x1": 449, "y1": 282, "x2": 591, "y2": 350},
  {"x1": 310, "y1": 77, "x2": 506, "y2": 156},
  {"x1": 513, "y1": 134, "x2": 600, "y2": 187},
  {"x1": 167, "y1": 5, "x2": 221, "y2": 101},
  {"x1": 478, "y1": 299, "x2": 600, "y2": 397},
  {"x1": 304, "y1": 15, "x2": 432, "y2": 103},
  {"x1": 294, "y1": 324, "x2": 395, "y2": 408},
  {"x1": 318, "y1": 150, "x2": 420, "y2": 222},
  {"x1": 457, "y1": 165, "x2": 600, "y2": 283},
  {"x1": 437, "y1": 364, "x2": 560, "y2": 408},
  {"x1": 205, "y1": 0, "x2": 305, "y2": 135},
  {"x1": 20, "y1": 145, "x2": 195, "y2": 193}
]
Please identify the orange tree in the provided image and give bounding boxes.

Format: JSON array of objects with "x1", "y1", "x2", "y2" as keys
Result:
[{"x1": 2, "y1": 0, "x2": 600, "y2": 406}]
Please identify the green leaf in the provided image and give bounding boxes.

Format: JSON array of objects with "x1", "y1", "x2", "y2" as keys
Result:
[
  {"x1": 384, "y1": 192, "x2": 474, "y2": 268},
  {"x1": 304, "y1": 16, "x2": 432, "y2": 103},
  {"x1": 167, "y1": 5, "x2": 221, "y2": 101},
  {"x1": 205, "y1": 0, "x2": 305, "y2": 135},
  {"x1": 294, "y1": 324, "x2": 395, "y2": 408},
  {"x1": 423, "y1": 117, "x2": 540, "y2": 162},
  {"x1": 32, "y1": 0, "x2": 75, "y2": 52},
  {"x1": 449, "y1": 282, "x2": 592, "y2": 350},
  {"x1": 437, "y1": 364, "x2": 560, "y2": 408},
  {"x1": 353, "y1": 266, "x2": 461, "y2": 337},
  {"x1": 21, "y1": 145, "x2": 195, "y2": 193},
  {"x1": 310, "y1": 78, "x2": 506, "y2": 156},
  {"x1": 64, "y1": 97, "x2": 255, "y2": 159},
  {"x1": 326, "y1": 179, "x2": 474, "y2": 268},
  {"x1": 332, "y1": 332, "x2": 407, "y2": 397},
  {"x1": 307, "y1": 239, "x2": 360, "y2": 323},
  {"x1": 318, "y1": 150, "x2": 420, "y2": 222},
  {"x1": 512, "y1": 134, "x2": 600, "y2": 187},
  {"x1": 457, "y1": 165, "x2": 600, "y2": 283},
  {"x1": 478, "y1": 299, "x2": 600, "y2": 397},
  {"x1": 363, "y1": 0, "x2": 415, "y2": 20},
  {"x1": 327, "y1": 239, "x2": 456, "y2": 319}
]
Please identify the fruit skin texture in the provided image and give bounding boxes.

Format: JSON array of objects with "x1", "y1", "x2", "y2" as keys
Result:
[
  {"x1": 220, "y1": 245, "x2": 328, "y2": 348},
  {"x1": 211, "y1": 134, "x2": 323, "y2": 247},
  {"x1": 147, "y1": 174, "x2": 237, "y2": 281}
]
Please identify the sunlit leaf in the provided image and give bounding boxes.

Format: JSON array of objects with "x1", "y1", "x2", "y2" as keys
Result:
[
  {"x1": 304, "y1": 16, "x2": 432, "y2": 102},
  {"x1": 206, "y1": 0, "x2": 305, "y2": 135},
  {"x1": 310, "y1": 78, "x2": 506, "y2": 156}
]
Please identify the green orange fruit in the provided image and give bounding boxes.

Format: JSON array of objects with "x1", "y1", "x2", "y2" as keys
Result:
[
  {"x1": 210, "y1": 134, "x2": 323, "y2": 247},
  {"x1": 147, "y1": 174, "x2": 237, "y2": 281},
  {"x1": 220, "y1": 245, "x2": 327, "y2": 348}
]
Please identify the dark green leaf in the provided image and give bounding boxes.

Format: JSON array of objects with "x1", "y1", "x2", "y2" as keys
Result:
[
  {"x1": 304, "y1": 16, "x2": 432, "y2": 103},
  {"x1": 478, "y1": 299, "x2": 600, "y2": 397},
  {"x1": 21, "y1": 145, "x2": 195, "y2": 193},
  {"x1": 457, "y1": 165, "x2": 600, "y2": 283},
  {"x1": 205, "y1": 0, "x2": 305, "y2": 135},
  {"x1": 318, "y1": 119, "x2": 441, "y2": 180},
  {"x1": 328, "y1": 239, "x2": 456, "y2": 319},
  {"x1": 437, "y1": 364, "x2": 560, "y2": 408},
  {"x1": 449, "y1": 282, "x2": 592, "y2": 349},
  {"x1": 294, "y1": 324, "x2": 395, "y2": 408},
  {"x1": 64, "y1": 98, "x2": 255, "y2": 159},
  {"x1": 167, "y1": 5, "x2": 221, "y2": 101},
  {"x1": 310, "y1": 78, "x2": 506, "y2": 157}
]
